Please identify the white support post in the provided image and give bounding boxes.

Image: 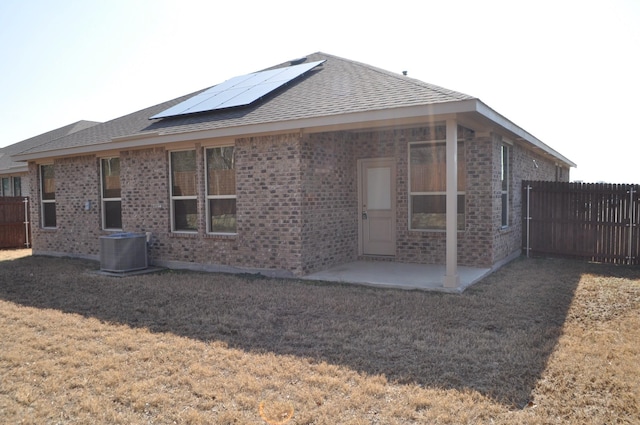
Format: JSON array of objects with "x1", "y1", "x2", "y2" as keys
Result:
[{"x1": 444, "y1": 119, "x2": 460, "y2": 288}]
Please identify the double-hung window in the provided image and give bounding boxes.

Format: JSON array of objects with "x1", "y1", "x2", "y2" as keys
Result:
[
  {"x1": 501, "y1": 144, "x2": 510, "y2": 227},
  {"x1": 206, "y1": 147, "x2": 236, "y2": 234},
  {"x1": 409, "y1": 141, "x2": 465, "y2": 231},
  {"x1": 170, "y1": 150, "x2": 198, "y2": 232},
  {"x1": 101, "y1": 158, "x2": 122, "y2": 230},
  {"x1": 40, "y1": 164, "x2": 56, "y2": 228}
]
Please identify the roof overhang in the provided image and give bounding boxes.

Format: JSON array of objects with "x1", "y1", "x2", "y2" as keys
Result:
[
  {"x1": 0, "y1": 163, "x2": 28, "y2": 175},
  {"x1": 12, "y1": 98, "x2": 575, "y2": 168}
]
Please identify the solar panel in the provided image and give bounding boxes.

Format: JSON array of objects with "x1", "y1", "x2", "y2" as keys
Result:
[{"x1": 150, "y1": 60, "x2": 325, "y2": 119}]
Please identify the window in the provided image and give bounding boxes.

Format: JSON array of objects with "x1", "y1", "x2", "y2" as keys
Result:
[
  {"x1": 13, "y1": 177, "x2": 21, "y2": 196},
  {"x1": 1, "y1": 178, "x2": 9, "y2": 196},
  {"x1": 409, "y1": 142, "x2": 465, "y2": 231},
  {"x1": 170, "y1": 150, "x2": 197, "y2": 232},
  {"x1": 501, "y1": 145, "x2": 510, "y2": 227},
  {"x1": 40, "y1": 164, "x2": 56, "y2": 228},
  {"x1": 206, "y1": 147, "x2": 236, "y2": 234},
  {"x1": 101, "y1": 158, "x2": 122, "y2": 230},
  {"x1": 555, "y1": 165, "x2": 563, "y2": 182}
]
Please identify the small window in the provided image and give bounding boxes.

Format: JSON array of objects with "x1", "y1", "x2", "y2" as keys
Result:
[
  {"x1": 170, "y1": 150, "x2": 198, "y2": 232},
  {"x1": 101, "y1": 158, "x2": 122, "y2": 230},
  {"x1": 555, "y1": 165, "x2": 563, "y2": 182},
  {"x1": 501, "y1": 145, "x2": 510, "y2": 227},
  {"x1": 409, "y1": 142, "x2": 465, "y2": 231},
  {"x1": 1, "y1": 177, "x2": 10, "y2": 196},
  {"x1": 206, "y1": 147, "x2": 236, "y2": 234},
  {"x1": 13, "y1": 177, "x2": 21, "y2": 197},
  {"x1": 40, "y1": 164, "x2": 56, "y2": 228}
]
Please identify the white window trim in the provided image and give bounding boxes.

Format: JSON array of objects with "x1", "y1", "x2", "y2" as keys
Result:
[
  {"x1": 169, "y1": 149, "x2": 198, "y2": 233},
  {"x1": 40, "y1": 164, "x2": 56, "y2": 229},
  {"x1": 205, "y1": 146, "x2": 237, "y2": 235},
  {"x1": 100, "y1": 157, "x2": 122, "y2": 231},
  {"x1": 408, "y1": 141, "x2": 466, "y2": 232}
]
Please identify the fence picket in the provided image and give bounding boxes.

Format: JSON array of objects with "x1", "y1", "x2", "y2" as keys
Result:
[
  {"x1": 523, "y1": 181, "x2": 639, "y2": 265},
  {"x1": 0, "y1": 197, "x2": 30, "y2": 249}
]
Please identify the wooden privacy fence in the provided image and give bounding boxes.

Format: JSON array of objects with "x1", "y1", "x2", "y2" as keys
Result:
[
  {"x1": 0, "y1": 197, "x2": 30, "y2": 249},
  {"x1": 523, "y1": 181, "x2": 639, "y2": 265}
]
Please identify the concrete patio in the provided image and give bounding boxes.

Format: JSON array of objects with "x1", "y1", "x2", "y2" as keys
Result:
[{"x1": 303, "y1": 261, "x2": 492, "y2": 293}]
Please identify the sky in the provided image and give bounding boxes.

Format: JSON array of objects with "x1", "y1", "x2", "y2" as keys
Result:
[{"x1": 0, "y1": 0, "x2": 638, "y2": 183}]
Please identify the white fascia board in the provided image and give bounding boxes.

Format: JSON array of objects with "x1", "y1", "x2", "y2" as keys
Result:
[{"x1": 9, "y1": 164, "x2": 28, "y2": 173}]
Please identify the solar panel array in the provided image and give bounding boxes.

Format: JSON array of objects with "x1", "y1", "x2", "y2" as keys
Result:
[{"x1": 150, "y1": 60, "x2": 325, "y2": 119}]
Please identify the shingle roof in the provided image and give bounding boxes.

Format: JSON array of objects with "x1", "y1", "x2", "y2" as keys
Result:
[
  {"x1": 16, "y1": 52, "x2": 475, "y2": 156},
  {"x1": 0, "y1": 120, "x2": 100, "y2": 172}
]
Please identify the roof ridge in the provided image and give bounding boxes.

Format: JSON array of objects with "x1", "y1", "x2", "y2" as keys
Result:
[
  {"x1": 311, "y1": 51, "x2": 475, "y2": 101},
  {"x1": 12, "y1": 120, "x2": 101, "y2": 155},
  {"x1": 1, "y1": 120, "x2": 101, "y2": 170}
]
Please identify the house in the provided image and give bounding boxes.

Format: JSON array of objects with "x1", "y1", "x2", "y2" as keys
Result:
[
  {"x1": 11, "y1": 52, "x2": 574, "y2": 288},
  {"x1": 0, "y1": 120, "x2": 100, "y2": 197}
]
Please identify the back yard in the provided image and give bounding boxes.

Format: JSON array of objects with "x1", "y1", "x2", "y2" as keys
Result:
[{"x1": 0, "y1": 251, "x2": 638, "y2": 424}]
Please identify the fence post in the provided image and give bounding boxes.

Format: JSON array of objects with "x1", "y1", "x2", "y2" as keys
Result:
[
  {"x1": 628, "y1": 186, "x2": 636, "y2": 264},
  {"x1": 23, "y1": 197, "x2": 30, "y2": 248},
  {"x1": 525, "y1": 183, "x2": 532, "y2": 257}
]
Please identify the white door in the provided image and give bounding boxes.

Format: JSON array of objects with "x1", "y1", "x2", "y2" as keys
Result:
[{"x1": 360, "y1": 158, "x2": 396, "y2": 256}]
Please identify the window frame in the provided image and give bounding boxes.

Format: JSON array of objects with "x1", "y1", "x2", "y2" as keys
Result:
[
  {"x1": 408, "y1": 140, "x2": 466, "y2": 232},
  {"x1": 501, "y1": 144, "x2": 510, "y2": 228},
  {"x1": 40, "y1": 164, "x2": 56, "y2": 228},
  {"x1": 100, "y1": 157, "x2": 122, "y2": 231},
  {"x1": 169, "y1": 149, "x2": 198, "y2": 233},
  {"x1": 205, "y1": 146, "x2": 237, "y2": 235}
]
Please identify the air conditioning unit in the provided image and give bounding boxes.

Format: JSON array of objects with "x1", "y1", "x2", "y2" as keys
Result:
[{"x1": 100, "y1": 233, "x2": 148, "y2": 273}]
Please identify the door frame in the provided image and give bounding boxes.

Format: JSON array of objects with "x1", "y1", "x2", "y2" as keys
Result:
[{"x1": 357, "y1": 157, "x2": 396, "y2": 256}]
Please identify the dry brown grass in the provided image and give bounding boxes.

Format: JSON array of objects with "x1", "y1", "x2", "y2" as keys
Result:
[{"x1": 0, "y1": 249, "x2": 638, "y2": 424}]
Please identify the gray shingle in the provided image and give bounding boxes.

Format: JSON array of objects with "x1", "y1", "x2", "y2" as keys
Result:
[
  {"x1": 18, "y1": 52, "x2": 475, "y2": 156},
  {"x1": 1, "y1": 120, "x2": 100, "y2": 171}
]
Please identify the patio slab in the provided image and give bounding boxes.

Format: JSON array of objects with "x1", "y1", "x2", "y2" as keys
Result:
[{"x1": 303, "y1": 261, "x2": 492, "y2": 293}]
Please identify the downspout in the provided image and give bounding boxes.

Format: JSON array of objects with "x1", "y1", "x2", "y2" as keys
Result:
[{"x1": 444, "y1": 119, "x2": 460, "y2": 288}]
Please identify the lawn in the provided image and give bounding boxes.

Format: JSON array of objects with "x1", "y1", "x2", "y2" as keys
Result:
[{"x1": 0, "y1": 250, "x2": 638, "y2": 424}]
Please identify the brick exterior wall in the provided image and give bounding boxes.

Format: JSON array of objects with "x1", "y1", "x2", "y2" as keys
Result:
[
  {"x1": 234, "y1": 134, "x2": 305, "y2": 275},
  {"x1": 28, "y1": 156, "x2": 102, "y2": 258},
  {"x1": 119, "y1": 137, "x2": 308, "y2": 276},
  {"x1": 300, "y1": 132, "x2": 357, "y2": 274},
  {"x1": 465, "y1": 134, "x2": 495, "y2": 266},
  {"x1": 27, "y1": 125, "x2": 566, "y2": 276},
  {"x1": 120, "y1": 147, "x2": 171, "y2": 260}
]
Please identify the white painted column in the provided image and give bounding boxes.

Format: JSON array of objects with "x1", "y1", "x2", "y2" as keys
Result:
[{"x1": 444, "y1": 119, "x2": 460, "y2": 288}]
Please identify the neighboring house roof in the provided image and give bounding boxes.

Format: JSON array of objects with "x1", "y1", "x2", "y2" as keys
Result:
[
  {"x1": 1, "y1": 120, "x2": 100, "y2": 173},
  {"x1": 12, "y1": 52, "x2": 575, "y2": 167}
]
